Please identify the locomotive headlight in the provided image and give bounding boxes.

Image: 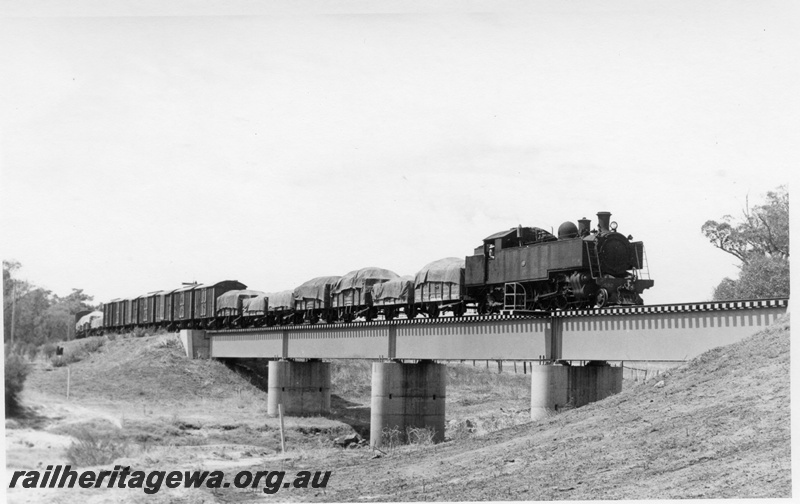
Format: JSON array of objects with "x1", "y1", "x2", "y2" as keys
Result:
[{"x1": 610, "y1": 221, "x2": 618, "y2": 231}]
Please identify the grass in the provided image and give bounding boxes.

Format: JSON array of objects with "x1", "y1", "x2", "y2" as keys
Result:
[
  {"x1": 50, "y1": 335, "x2": 107, "y2": 367},
  {"x1": 447, "y1": 361, "x2": 530, "y2": 396},
  {"x1": 29, "y1": 332, "x2": 270, "y2": 406},
  {"x1": 379, "y1": 426, "x2": 438, "y2": 453},
  {"x1": 330, "y1": 359, "x2": 372, "y2": 398},
  {"x1": 65, "y1": 426, "x2": 131, "y2": 467},
  {"x1": 619, "y1": 361, "x2": 679, "y2": 385}
]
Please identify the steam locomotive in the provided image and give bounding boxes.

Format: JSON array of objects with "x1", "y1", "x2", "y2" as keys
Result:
[{"x1": 76, "y1": 211, "x2": 653, "y2": 336}]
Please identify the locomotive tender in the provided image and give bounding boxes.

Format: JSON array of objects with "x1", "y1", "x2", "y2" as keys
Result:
[{"x1": 78, "y1": 211, "x2": 652, "y2": 337}]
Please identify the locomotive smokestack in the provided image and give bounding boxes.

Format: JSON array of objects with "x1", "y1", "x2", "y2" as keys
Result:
[
  {"x1": 578, "y1": 217, "x2": 591, "y2": 236},
  {"x1": 597, "y1": 211, "x2": 611, "y2": 233}
]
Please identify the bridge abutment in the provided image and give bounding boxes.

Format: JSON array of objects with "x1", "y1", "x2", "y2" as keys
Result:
[
  {"x1": 267, "y1": 360, "x2": 331, "y2": 417},
  {"x1": 530, "y1": 364, "x2": 622, "y2": 419},
  {"x1": 179, "y1": 329, "x2": 210, "y2": 359},
  {"x1": 370, "y1": 361, "x2": 446, "y2": 448}
]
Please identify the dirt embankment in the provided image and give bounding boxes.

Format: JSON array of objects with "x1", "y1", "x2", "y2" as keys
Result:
[{"x1": 5, "y1": 315, "x2": 791, "y2": 502}]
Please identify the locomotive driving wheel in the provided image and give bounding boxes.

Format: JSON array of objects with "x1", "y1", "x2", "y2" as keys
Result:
[{"x1": 595, "y1": 288, "x2": 609, "y2": 308}]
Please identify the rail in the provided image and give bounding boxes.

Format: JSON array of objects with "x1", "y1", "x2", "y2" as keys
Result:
[{"x1": 207, "y1": 298, "x2": 787, "y2": 334}]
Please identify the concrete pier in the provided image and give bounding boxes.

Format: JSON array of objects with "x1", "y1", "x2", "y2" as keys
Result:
[
  {"x1": 370, "y1": 361, "x2": 446, "y2": 448},
  {"x1": 267, "y1": 360, "x2": 331, "y2": 417},
  {"x1": 530, "y1": 364, "x2": 622, "y2": 420}
]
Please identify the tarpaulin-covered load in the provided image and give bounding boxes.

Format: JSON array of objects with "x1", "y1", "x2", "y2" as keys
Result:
[
  {"x1": 414, "y1": 257, "x2": 465, "y2": 302},
  {"x1": 332, "y1": 267, "x2": 400, "y2": 308},
  {"x1": 217, "y1": 290, "x2": 268, "y2": 315},
  {"x1": 372, "y1": 276, "x2": 414, "y2": 306},
  {"x1": 76, "y1": 310, "x2": 103, "y2": 332},
  {"x1": 242, "y1": 296, "x2": 266, "y2": 315},
  {"x1": 293, "y1": 276, "x2": 341, "y2": 311},
  {"x1": 89, "y1": 312, "x2": 104, "y2": 330},
  {"x1": 266, "y1": 290, "x2": 295, "y2": 311}
]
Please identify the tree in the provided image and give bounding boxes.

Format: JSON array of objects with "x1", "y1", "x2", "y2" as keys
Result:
[
  {"x1": 701, "y1": 186, "x2": 789, "y2": 265},
  {"x1": 3, "y1": 261, "x2": 97, "y2": 346},
  {"x1": 702, "y1": 186, "x2": 790, "y2": 300},
  {"x1": 711, "y1": 255, "x2": 790, "y2": 300},
  {"x1": 3, "y1": 260, "x2": 31, "y2": 345}
]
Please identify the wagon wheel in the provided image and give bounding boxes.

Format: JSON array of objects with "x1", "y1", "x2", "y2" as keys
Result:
[
  {"x1": 428, "y1": 304, "x2": 440, "y2": 319},
  {"x1": 595, "y1": 288, "x2": 609, "y2": 308}
]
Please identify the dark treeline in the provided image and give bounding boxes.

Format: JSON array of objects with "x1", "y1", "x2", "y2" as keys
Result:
[{"x1": 3, "y1": 260, "x2": 96, "y2": 356}]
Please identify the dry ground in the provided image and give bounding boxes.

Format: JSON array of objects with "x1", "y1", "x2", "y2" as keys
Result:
[{"x1": 4, "y1": 315, "x2": 791, "y2": 502}]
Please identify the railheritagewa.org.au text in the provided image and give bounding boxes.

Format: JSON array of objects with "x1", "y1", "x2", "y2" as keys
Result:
[{"x1": 9, "y1": 465, "x2": 331, "y2": 495}]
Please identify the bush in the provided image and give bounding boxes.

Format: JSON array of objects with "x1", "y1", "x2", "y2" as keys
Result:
[
  {"x1": 65, "y1": 427, "x2": 131, "y2": 467},
  {"x1": 40, "y1": 342, "x2": 58, "y2": 360},
  {"x1": 5, "y1": 350, "x2": 30, "y2": 417}
]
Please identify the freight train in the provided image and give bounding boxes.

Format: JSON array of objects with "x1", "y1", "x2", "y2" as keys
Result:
[{"x1": 75, "y1": 212, "x2": 653, "y2": 337}]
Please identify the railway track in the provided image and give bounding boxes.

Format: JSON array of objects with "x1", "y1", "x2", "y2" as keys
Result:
[{"x1": 206, "y1": 297, "x2": 788, "y2": 334}]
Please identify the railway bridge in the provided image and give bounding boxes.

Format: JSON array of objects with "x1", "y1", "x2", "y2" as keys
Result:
[{"x1": 179, "y1": 298, "x2": 787, "y2": 447}]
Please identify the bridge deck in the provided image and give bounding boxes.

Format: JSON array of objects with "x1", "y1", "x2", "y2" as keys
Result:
[{"x1": 205, "y1": 299, "x2": 788, "y2": 362}]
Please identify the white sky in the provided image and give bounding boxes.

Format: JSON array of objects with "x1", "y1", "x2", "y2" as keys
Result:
[{"x1": 1, "y1": 0, "x2": 796, "y2": 306}]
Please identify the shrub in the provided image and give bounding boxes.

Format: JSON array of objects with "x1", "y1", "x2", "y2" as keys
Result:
[
  {"x1": 5, "y1": 350, "x2": 30, "y2": 417},
  {"x1": 40, "y1": 342, "x2": 58, "y2": 360},
  {"x1": 157, "y1": 334, "x2": 182, "y2": 348},
  {"x1": 65, "y1": 427, "x2": 131, "y2": 467},
  {"x1": 380, "y1": 426, "x2": 403, "y2": 451},
  {"x1": 406, "y1": 426, "x2": 436, "y2": 446}
]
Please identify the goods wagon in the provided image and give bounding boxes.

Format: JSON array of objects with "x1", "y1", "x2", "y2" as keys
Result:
[
  {"x1": 293, "y1": 276, "x2": 341, "y2": 323},
  {"x1": 216, "y1": 289, "x2": 267, "y2": 327},
  {"x1": 372, "y1": 276, "x2": 414, "y2": 320},
  {"x1": 192, "y1": 280, "x2": 247, "y2": 328},
  {"x1": 413, "y1": 257, "x2": 465, "y2": 318},
  {"x1": 332, "y1": 267, "x2": 399, "y2": 322}
]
